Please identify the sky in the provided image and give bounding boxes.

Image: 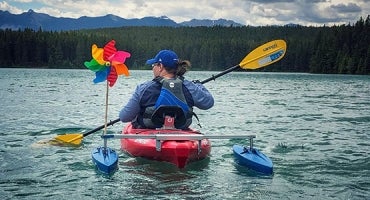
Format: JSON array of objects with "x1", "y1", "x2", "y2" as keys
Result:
[{"x1": 1, "y1": 0, "x2": 369, "y2": 26}]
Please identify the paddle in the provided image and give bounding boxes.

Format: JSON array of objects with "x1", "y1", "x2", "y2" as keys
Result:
[
  {"x1": 201, "y1": 39, "x2": 286, "y2": 84},
  {"x1": 54, "y1": 39, "x2": 286, "y2": 145},
  {"x1": 55, "y1": 118, "x2": 120, "y2": 145}
]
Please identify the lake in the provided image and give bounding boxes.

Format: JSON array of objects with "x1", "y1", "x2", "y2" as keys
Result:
[{"x1": 0, "y1": 68, "x2": 369, "y2": 199}]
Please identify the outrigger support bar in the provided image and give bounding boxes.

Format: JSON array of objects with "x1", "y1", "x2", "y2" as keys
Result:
[
  {"x1": 101, "y1": 134, "x2": 256, "y2": 152},
  {"x1": 102, "y1": 134, "x2": 256, "y2": 140}
]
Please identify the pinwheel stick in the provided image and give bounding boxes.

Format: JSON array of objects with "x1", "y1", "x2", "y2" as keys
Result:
[{"x1": 103, "y1": 81, "x2": 109, "y2": 149}]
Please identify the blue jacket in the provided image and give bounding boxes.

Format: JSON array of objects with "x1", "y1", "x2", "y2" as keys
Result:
[{"x1": 119, "y1": 77, "x2": 214, "y2": 128}]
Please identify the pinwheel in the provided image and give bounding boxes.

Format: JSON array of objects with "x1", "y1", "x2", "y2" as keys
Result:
[
  {"x1": 84, "y1": 40, "x2": 130, "y2": 87},
  {"x1": 55, "y1": 39, "x2": 131, "y2": 145}
]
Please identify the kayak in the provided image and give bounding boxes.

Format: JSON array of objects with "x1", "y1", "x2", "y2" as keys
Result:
[{"x1": 120, "y1": 122, "x2": 211, "y2": 168}]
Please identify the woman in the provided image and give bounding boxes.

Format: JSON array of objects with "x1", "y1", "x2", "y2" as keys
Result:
[{"x1": 119, "y1": 49, "x2": 214, "y2": 129}]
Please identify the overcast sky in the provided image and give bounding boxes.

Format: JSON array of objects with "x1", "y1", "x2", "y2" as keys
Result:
[{"x1": 1, "y1": 0, "x2": 369, "y2": 26}]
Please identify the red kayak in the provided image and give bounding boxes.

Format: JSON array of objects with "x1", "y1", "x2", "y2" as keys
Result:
[{"x1": 120, "y1": 122, "x2": 211, "y2": 168}]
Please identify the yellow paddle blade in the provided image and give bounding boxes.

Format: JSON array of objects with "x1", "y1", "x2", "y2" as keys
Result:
[
  {"x1": 54, "y1": 133, "x2": 83, "y2": 145},
  {"x1": 240, "y1": 39, "x2": 287, "y2": 69}
]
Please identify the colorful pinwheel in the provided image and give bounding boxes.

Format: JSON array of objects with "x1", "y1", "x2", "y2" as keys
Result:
[{"x1": 84, "y1": 40, "x2": 130, "y2": 87}]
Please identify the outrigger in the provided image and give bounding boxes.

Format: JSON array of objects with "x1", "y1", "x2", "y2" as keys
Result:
[{"x1": 103, "y1": 124, "x2": 273, "y2": 175}]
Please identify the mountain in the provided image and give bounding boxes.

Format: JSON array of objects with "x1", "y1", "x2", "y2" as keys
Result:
[
  {"x1": 180, "y1": 19, "x2": 243, "y2": 27},
  {"x1": 0, "y1": 9, "x2": 244, "y2": 31}
]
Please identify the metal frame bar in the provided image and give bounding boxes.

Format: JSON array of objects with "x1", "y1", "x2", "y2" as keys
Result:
[
  {"x1": 102, "y1": 134, "x2": 256, "y2": 140},
  {"x1": 102, "y1": 134, "x2": 256, "y2": 153}
]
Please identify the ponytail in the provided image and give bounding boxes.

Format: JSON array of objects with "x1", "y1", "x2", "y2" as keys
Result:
[
  {"x1": 176, "y1": 60, "x2": 191, "y2": 77},
  {"x1": 163, "y1": 59, "x2": 191, "y2": 77}
]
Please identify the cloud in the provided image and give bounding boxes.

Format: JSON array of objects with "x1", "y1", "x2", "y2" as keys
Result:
[
  {"x1": 302, "y1": 1, "x2": 364, "y2": 24},
  {"x1": 0, "y1": 1, "x2": 22, "y2": 13},
  {"x1": 1, "y1": 0, "x2": 369, "y2": 26},
  {"x1": 330, "y1": 3, "x2": 361, "y2": 13},
  {"x1": 247, "y1": 0, "x2": 295, "y2": 3}
]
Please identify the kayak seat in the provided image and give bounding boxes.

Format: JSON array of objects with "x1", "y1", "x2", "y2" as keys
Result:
[{"x1": 151, "y1": 105, "x2": 186, "y2": 129}]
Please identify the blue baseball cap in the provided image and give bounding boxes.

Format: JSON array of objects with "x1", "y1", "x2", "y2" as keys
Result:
[{"x1": 146, "y1": 50, "x2": 179, "y2": 68}]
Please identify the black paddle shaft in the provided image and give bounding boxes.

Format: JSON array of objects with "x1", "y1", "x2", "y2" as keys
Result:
[
  {"x1": 83, "y1": 118, "x2": 120, "y2": 137},
  {"x1": 200, "y1": 65, "x2": 240, "y2": 84}
]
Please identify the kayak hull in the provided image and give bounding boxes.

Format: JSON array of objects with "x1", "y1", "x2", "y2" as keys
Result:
[{"x1": 120, "y1": 123, "x2": 211, "y2": 168}]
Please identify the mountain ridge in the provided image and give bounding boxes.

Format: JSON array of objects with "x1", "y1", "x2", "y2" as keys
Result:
[{"x1": 0, "y1": 9, "x2": 245, "y2": 31}]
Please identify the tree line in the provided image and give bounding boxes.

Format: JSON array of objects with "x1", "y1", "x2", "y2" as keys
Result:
[{"x1": 0, "y1": 15, "x2": 369, "y2": 74}]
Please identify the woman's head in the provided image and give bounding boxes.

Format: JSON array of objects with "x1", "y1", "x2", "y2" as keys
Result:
[
  {"x1": 146, "y1": 50, "x2": 190, "y2": 77},
  {"x1": 146, "y1": 50, "x2": 179, "y2": 68}
]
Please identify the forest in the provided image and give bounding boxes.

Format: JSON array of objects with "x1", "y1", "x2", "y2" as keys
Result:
[{"x1": 0, "y1": 15, "x2": 369, "y2": 74}]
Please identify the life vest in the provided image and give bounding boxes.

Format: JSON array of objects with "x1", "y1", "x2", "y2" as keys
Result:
[{"x1": 142, "y1": 77, "x2": 193, "y2": 129}]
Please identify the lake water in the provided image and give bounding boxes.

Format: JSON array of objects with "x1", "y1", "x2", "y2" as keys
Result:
[{"x1": 0, "y1": 68, "x2": 369, "y2": 199}]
